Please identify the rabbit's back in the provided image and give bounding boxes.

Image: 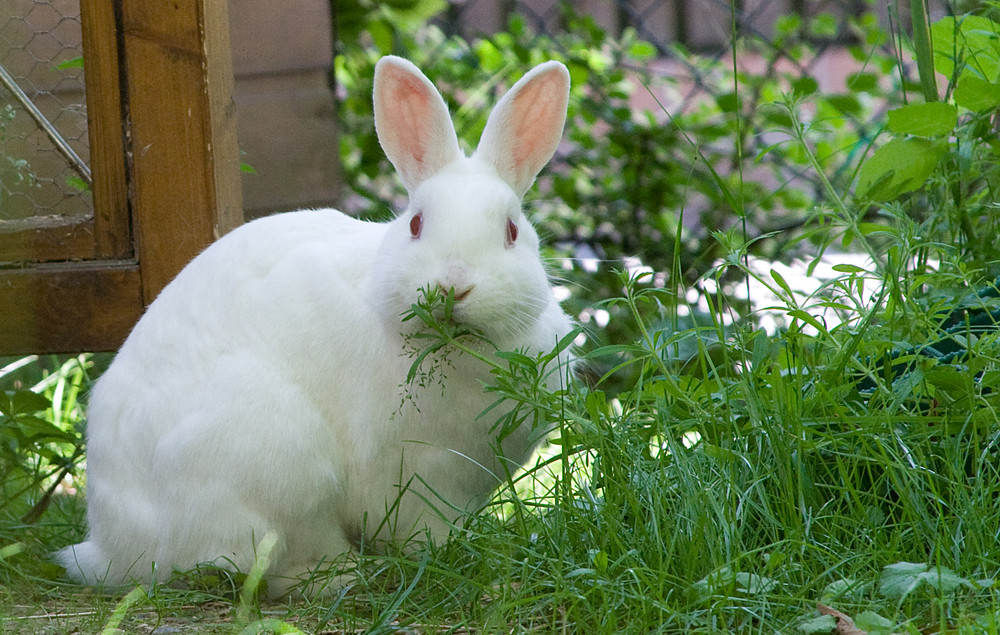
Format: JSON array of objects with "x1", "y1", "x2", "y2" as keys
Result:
[
  {"x1": 63, "y1": 210, "x2": 394, "y2": 587},
  {"x1": 92, "y1": 209, "x2": 386, "y2": 448}
]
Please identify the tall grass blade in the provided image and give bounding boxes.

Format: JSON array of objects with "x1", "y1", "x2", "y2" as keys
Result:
[
  {"x1": 910, "y1": 0, "x2": 938, "y2": 101},
  {"x1": 98, "y1": 586, "x2": 145, "y2": 635}
]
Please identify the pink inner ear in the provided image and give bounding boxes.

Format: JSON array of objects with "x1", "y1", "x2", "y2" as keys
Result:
[
  {"x1": 510, "y1": 76, "x2": 564, "y2": 165},
  {"x1": 388, "y1": 72, "x2": 434, "y2": 164}
]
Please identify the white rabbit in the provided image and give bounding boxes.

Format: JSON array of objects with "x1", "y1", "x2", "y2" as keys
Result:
[{"x1": 57, "y1": 55, "x2": 574, "y2": 597}]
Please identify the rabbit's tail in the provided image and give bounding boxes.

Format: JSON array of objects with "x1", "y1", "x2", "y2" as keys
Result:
[{"x1": 56, "y1": 540, "x2": 127, "y2": 587}]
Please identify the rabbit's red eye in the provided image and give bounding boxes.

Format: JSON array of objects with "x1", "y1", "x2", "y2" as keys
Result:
[
  {"x1": 409, "y1": 213, "x2": 423, "y2": 239},
  {"x1": 505, "y1": 218, "x2": 518, "y2": 247}
]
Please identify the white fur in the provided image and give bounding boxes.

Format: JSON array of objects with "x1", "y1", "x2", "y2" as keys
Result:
[{"x1": 58, "y1": 56, "x2": 574, "y2": 596}]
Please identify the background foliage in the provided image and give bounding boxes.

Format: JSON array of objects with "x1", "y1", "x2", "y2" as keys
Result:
[{"x1": 330, "y1": 0, "x2": 1000, "y2": 389}]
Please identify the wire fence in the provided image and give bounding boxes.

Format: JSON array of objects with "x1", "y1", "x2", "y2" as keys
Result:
[
  {"x1": 411, "y1": 0, "x2": 954, "y2": 248},
  {"x1": 0, "y1": 0, "x2": 89, "y2": 224},
  {"x1": 0, "y1": 0, "x2": 956, "y2": 235},
  {"x1": 441, "y1": 0, "x2": 952, "y2": 55},
  {"x1": 329, "y1": 0, "x2": 959, "y2": 275}
]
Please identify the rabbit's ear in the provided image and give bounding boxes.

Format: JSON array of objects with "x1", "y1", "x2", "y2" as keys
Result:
[
  {"x1": 374, "y1": 56, "x2": 463, "y2": 192},
  {"x1": 474, "y1": 61, "x2": 570, "y2": 198}
]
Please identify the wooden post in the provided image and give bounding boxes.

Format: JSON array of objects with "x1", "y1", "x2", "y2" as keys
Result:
[
  {"x1": 120, "y1": 0, "x2": 244, "y2": 304},
  {"x1": 80, "y1": 0, "x2": 131, "y2": 260},
  {"x1": 0, "y1": 0, "x2": 243, "y2": 354}
]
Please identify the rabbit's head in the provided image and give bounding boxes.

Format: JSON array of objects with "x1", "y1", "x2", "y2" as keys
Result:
[{"x1": 369, "y1": 56, "x2": 570, "y2": 349}]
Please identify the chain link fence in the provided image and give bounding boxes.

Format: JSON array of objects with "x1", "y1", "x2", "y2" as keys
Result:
[
  {"x1": 339, "y1": 0, "x2": 956, "y2": 275},
  {"x1": 322, "y1": 0, "x2": 963, "y2": 354},
  {"x1": 430, "y1": 0, "x2": 951, "y2": 215},
  {"x1": 441, "y1": 0, "x2": 951, "y2": 74},
  {"x1": 0, "y1": 0, "x2": 89, "y2": 224},
  {"x1": 0, "y1": 0, "x2": 956, "y2": 241}
]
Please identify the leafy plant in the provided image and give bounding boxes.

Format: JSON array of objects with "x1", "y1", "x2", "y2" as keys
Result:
[
  {"x1": 856, "y1": 12, "x2": 1000, "y2": 277},
  {"x1": 0, "y1": 355, "x2": 88, "y2": 525},
  {"x1": 0, "y1": 104, "x2": 39, "y2": 207}
]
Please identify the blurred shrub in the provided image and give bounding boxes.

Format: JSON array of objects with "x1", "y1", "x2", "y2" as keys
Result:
[{"x1": 333, "y1": 2, "x2": 1000, "y2": 394}]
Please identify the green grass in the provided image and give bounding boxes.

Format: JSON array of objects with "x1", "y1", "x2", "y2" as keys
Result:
[{"x1": 2, "y1": 258, "x2": 1000, "y2": 633}]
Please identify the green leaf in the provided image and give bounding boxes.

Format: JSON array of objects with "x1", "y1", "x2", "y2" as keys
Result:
[
  {"x1": 592, "y1": 549, "x2": 609, "y2": 573},
  {"x1": 585, "y1": 390, "x2": 609, "y2": 423},
  {"x1": 774, "y1": 14, "x2": 802, "y2": 37},
  {"x1": 953, "y1": 75, "x2": 1000, "y2": 112},
  {"x1": 406, "y1": 340, "x2": 445, "y2": 384},
  {"x1": 808, "y1": 13, "x2": 839, "y2": 38},
  {"x1": 475, "y1": 40, "x2": 505, "y2": 73},
  {"x1": 879, "y1": 561, "x2": 970, "y2": 600},
  {"x1": 924, "y1": 366, "x2": 975, "y2": 397},
  {"x1": 332, "y1": 0, "x2": 370, "y2": 44},
  {"x1": 797, "y1": 614, "x2": 836, "y2": 635},
  {"x1": 792, "y1": 76, "x2": 818, "y2": 97},
  {"x1": 716, "y1": 92, "x2": 739, "y2": 113},
  {"x1": 858, "y1": 222, "x2": 889, "y2": 236},
  {"x1": 787, "y1": 309, "x2": 828, "y2": 335},
  {"x1": 552, "y1": 327, "x2": 583, "y2": 357},
  {"x1": 770, "y1": 268, "x2": 794, "y2": 298},
  {"x1": 734, "y1": 571, "x2": 779, "y2": 594},
  {"x1": 923, "y1": 567, "x2": 970, "y2": 594},
  {"x1": 831, "y1": 263, "x2": 868, "y2": 274},
  {"x1": 627, "y1": 40, "x2": 657, "y2": 62},
  {"x1": 495, "y1": 350, "x2": 536, "y2": 368},
  {"x1": 566, "y1": 62, "x2": 589, "y2": 88},
  {"x1": 856, "y1": 138, "x2": 946, "y2": 200},
  {"x1": 931, "y1": 15, "x2": 1000, "y2": 83},
  {"x1": 0, "y1": 543, "x2": 25, "y2": 561},
  {"x1": 368, "y1": 18, "x2": 394, "y2": 55},
  {"x1": 824, "y1": 94, "x2": 862, "y2": 116},
  {"x1": 750, "y1": 329, "x2": 772, "y2": 367},
  {"x1": 382, "y1": 0, "x2": 447, "y2": 29},
  {"x1": 55, "y1": 56, "x2": 84, "y2": 70},
  {"x1": 701, "y1": 443, "x2": 741, "y2": 464},
  {"x1": 846, "y1": 72, "x2": 878, "y2": 92},
  {"x1": 886, "y1": 102, "x2": 957, "y2": 136},
  {"x1": 854, "y1": 611, "x2": 894, "y2": 633},
  {"x1": 821, "y1": 578, "x2": 867, "y2": 603},
  {"x1": 10, "y1": 390, "x2": 52, "y2": 415},
  {"x1": 7, "y1": 415, "x2": 70, "y2": 442},
  {"x1": 691, "y1": 566, "x2": 779, "y2": 600},
  {"x1": 65, "y1": 175, "x2": 90, "y2": 191}
]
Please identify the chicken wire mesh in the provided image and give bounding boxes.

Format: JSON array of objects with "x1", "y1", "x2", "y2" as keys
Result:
[
  {"x1": 0, "y1": 0, "x2": 90, "y2": 224},
  {"x1": 0, "y1": 0, "x2": 959, "y2": 242},
  {"x1": 462, "y1": 4, "x2": 945, "y2": 146},
  {"x1": 412, "y1": 0, "x2": 956, "y2": 252}
]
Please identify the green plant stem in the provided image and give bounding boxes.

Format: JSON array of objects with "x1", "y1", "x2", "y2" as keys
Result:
[
  {"x1": 909, "y1": 0, "x2": 938, "y2": 102},
  {"x1": 784, "y1": 102, "x2": 881, "y2": 268}
]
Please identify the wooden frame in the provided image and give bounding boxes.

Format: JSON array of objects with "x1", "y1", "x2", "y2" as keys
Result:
[{"x1": 0, "y1": 0, "x2": 243, "y2": 355}]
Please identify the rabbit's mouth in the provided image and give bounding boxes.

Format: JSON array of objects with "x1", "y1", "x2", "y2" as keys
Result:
[
  {"x1": 435, "y1": 282, "x2": 474, "y2": 304},
  {"x1": 399, "y1": 282, "x2": 544, "y2": 352},
  {"x1": 402, "y1": 284, "x2": 480, "y2": 335}
]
